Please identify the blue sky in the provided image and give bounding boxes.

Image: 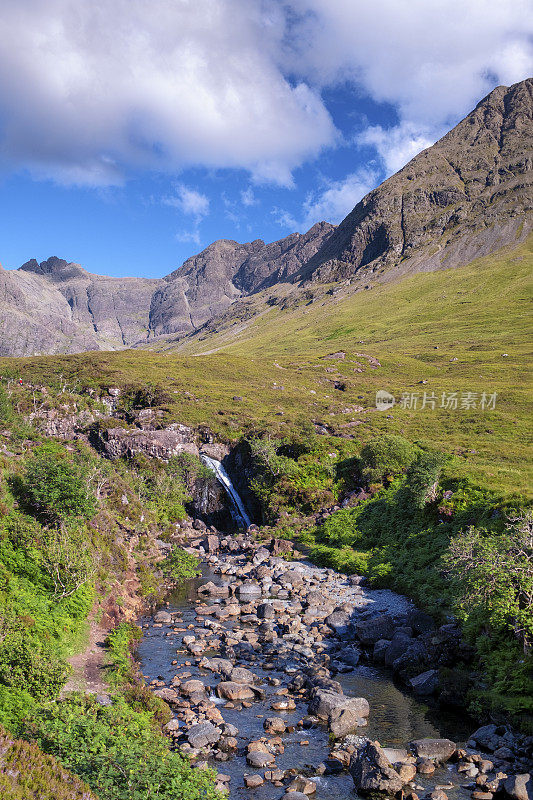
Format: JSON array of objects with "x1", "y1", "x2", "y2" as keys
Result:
[{"x1": 0, "y1": 1, "x2": 531, "y2": 279}]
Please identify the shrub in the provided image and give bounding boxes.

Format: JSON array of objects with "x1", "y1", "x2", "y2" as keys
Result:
[
  {"x1": 24, "y1": 443, "x2": 97, "y2": 521},
  {"x1": 399, "y1": 450, "x2": 449, "y2": 509},
  {"x1": 360, "y1": 434, "x2": 419, "y2": 485},
  {"x1": 162, "y1": 548, "x2": 200, "y2": 582},
  {"x1": 25, "y1": 695, "x2": 222, "y2": 800},
  {"x1": 0, "y1": 627, "x2": 68, "y2": 700}
]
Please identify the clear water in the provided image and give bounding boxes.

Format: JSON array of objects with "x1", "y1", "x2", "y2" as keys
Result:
[{"x1": 138, "y1": 565, "x2": 474, "y2": 800}]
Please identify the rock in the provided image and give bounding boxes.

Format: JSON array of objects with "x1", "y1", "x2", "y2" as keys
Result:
[
  {"x1": 153, "y1": 687, "x2": 179, "y2": 703},
  {"x1": 355, "y1": 614, "x2": 396, "y2": 646},
  {"x1": 216, "y1": 681, "x2": 256, "y2": 701},
  {"x1": 246, "y1": 750, "x2": 275, "y2": 767},
  {"x1": 410, "y1": 739, "x2": 456, "y2": 763},
  {"x1": 287, "y1": 776, "x2": 317, "y2": 794},
  {"x1": 308, "y1": 689, "x2": 369, "y2": 722},
  {"x1": 257, "y1": 603, "x2": 276, "y2": 620},
  {"x1": 187, "y1": 722, "x2": 221, "y2": 749},
  {"x1": 325, "y1": 611, "x2": 351, "y2": 634},
  {"x1": 237, "y1": 581, "x2": 262, "y2": 600},
  {"x1": 349, "y1": 740, "x2": 404, "y2": 796},
  {"x1": 244, "y1": 774, "x2": 264, "y2": 788},
  {"x1": 198, "y1": 581, "x2": 230, "y2": 597},
  {"x1": 154, "y1": 610, "x2": 172, "y2": 624},
  {"x1": 503, "y1": 775, "x2": 533, "y2": 800},
  {"x1": 283, "y1": 794, "x2": 310, "y2": 800},
  {"x1": 264, "y1": 717, "x2": 286, "y2": 734},
  {"x1": 180, "y1": 679, "x2": 206, "y2": 697},
  {"x1": 164, "y1": 718, "x2": 181, "y2": 733},
  {"x1": 410, "y1": 669, "x2": 440, "y2": 696},
  {"x1": 230, "y1": 666, "x2": 256, "y2": 684}
]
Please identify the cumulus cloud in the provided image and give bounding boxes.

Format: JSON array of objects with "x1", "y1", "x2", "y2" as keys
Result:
[
  {"x1": 0, "y1": 0, "x2": 335, "y2": 186},
  {"x1": 0, "y1": 0, "x2": 530, "y2": 187},
  {"x1": 275, "y1": 169, "x2": 377, "y2": 230},
  {"x1": 287, "y1": 0, "x2": 532, "y2": 171},
  {"x1": 358, "y1": 122, "x2": 434, "y2": 176}
]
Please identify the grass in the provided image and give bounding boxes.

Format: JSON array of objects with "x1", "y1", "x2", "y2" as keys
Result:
[{"x1": 1, "y1": 237, "x2": 531, "y2": 497}]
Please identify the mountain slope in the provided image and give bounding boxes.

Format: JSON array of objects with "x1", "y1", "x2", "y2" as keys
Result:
[
  {"x1": 300, "y1": 77, "x2": 532, "y2": 283},
  {"x1": 0, "y1": 78, "x2": 531, "y2": 357}
]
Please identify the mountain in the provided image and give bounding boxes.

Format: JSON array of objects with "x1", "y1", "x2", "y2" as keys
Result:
[{"x1": 0, "y1": 78, "x2": 531, "y2": 358}]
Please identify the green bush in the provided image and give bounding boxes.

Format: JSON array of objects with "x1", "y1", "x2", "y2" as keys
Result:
[
  {"x1": 25, "y1": 695, "x2": 222, "y2": 800},
  {"x1": 24, "y1": 442, "x2": 97, "y2": 521},
  {"x1": 0, "y1": 627, "x2": 69, "y2": 700},
  {"x1": 162, "y1": 548, "x2": 200, "y2": 582},
  {"x1": 360, "y1": 434, "x2": 419, "y2": 485}
]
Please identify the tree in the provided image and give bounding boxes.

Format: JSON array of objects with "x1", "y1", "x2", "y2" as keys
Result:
[
  {"x1": 360, "y1": 434, "x2": 419, "y2": 485},
  {"x1": 443, "y1": 511, "x2": 533, "y2": 653},
  {"x1": 24, "y1": 442, "x2": 97, "y2": 521},
  {"x1": 40, "y1": 523, "x2": 96, "y2": 599}
]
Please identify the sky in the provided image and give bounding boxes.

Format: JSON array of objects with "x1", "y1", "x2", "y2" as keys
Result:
[{"x1": 0, "y1": 1, "x2": 531, "y2": 278}]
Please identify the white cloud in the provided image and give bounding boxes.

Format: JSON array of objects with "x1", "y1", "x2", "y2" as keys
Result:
[
  {"x1": 175, "y1": 229, "x2": 202, "y2": 246},
  {"x1": 0, "y1": 0, "x2": 335, "y2": 187},
  {"x1": 164, "y1": 184, "x2": 210, "y2": 219},
  {"x1": 275, "y1": 169, "x2": 377, "y2": 230},
  {"x1": 0, "y1": 0, "x2": 530, "y2": 187},
  {"x1": 241, "y1": 187, "x2": 258, "y2": 207},
  {"x1": 358, "y1": 122, "x2": 434, "y2": 176},
  {"x1": 287, "y1": 0, "x2": 533, "y2": 171}
]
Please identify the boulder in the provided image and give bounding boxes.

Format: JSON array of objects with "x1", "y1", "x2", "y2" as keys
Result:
[
  {"x1": 349, "y1": 740, "x2": 404, "y2": 796},
  {"x1": 230, "y1": 666, "x2": 256, "y2": 684},
  {"x1": 216, "y1": 681, "x2": 256, "y2": 701},
  {"x1": 264, "y1": 717, "x2": 286, "y2": 734},
  {"x1": 154, "y1": 610, "x2": 172, "y2": 623},
  {"x1": 409, "y1": 739, "x2": 456, "y2": 762},
  {"x1": 325, "y1": 610, "x2": 351, "y2": 634},
  {"x1": 355, "y1": 614, "x2": 396, "y2": 646},
  {"x1": 409, "y1": 669, "x2": 439, "y2": 696},
  {"x1": 246, "y1": 750, "x2": 275, "y2": 767},
  {"x1": 187, "y1": 722, "x2": 221, "y2": 749},
  {"x1": 308, "y1": 688, "x2": 369, "y2": 721},
  {"x1": 237, "y1": 581, "x2": 262, "y2": 600},
  {"x1": 503, "y1": 775, "x2": 533, "y2": 800}
]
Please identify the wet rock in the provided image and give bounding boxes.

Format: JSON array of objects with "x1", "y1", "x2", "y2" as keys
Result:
[
  {"x1": 349, "y1": 740, "x2": 404, "y2": 796},
  {"x1": 503, "y1": 774, "x2": 533, "y2": 800},
  {"x1": 246, "y1": 750, "x2": 275, "y2": 767},
  {"x1": 410, "y1": 669, "x2": 440, "y2": 696},
  {"x1": 153, "y1": 687, "x2": 179, "y2": 703},
  {"x1": 356, "y1": 614, "x2": 396, "y2": 646},
  {"x1": 308, "y1": 688, "x2": 369, "y2": 721},
  {"x1": 180, "y1": 679, "x2": 206, "y2": 697},
  {"x1": 264, "y1": 717, "x2": 286, "y2": 734},
  {"x1": 410, "y1": 739, "x2": 456, "y2": 763},
  {"x1": 197, "y1": 581, "x2": 230, "y2": 597},
  {"x1": 216, "y1": 681, "x2": 256, "y2": 701},
  {"x1": 237, "y1": 581, "x2": 262, "y2": 600},
  {"x1": 283, "y1": 793, "x2": 309, "y2": 800},
  {"x1": 154, "y1": 610, "x2": 173, "y2": 624},
  {"x1": 244, "y1": 774, "x2": 264, "y2": 788},
  {"x1": 230, "y1": 666, "x2": 256, "y2": 684},
  {"x1": 416, "y1": 758, "x2": 435, "y2": 775},
  {"x1": 187, "y1": 722, "x2": 221, "y2": 749},
  {"x1": 287, "y1": 776, "x2": 317, "y2": 794}
]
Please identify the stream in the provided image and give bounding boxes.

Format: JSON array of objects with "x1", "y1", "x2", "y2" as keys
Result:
[
  {"x1": 137, "y1": 458, "x2": 475, "y2": 799},
  {"x1": 138, "y1": 560, "x2": 473, "y2": 800}
]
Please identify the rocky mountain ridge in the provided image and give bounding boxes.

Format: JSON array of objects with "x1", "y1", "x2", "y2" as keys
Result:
[{"x1": 1, "y1": 77, "x2": 531, "y2": 357}]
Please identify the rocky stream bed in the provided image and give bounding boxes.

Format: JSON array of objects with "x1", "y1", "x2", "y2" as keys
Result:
[{"x1": 138, "y1": 533, "x2": 533, "y2": 800}]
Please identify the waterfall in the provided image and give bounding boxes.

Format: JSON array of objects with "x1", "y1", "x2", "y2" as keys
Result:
[{"x1": 201, "y1": 454, "x2": 252, "y2": 529}]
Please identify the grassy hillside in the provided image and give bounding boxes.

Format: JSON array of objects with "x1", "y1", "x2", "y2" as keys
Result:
[{"x1": 3, "y1": 237, "x2": 531, "y2": 497}]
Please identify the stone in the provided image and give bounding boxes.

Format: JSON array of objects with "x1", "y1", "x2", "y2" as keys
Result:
[
  {"x1": 355, "y1": 615, "x2": 396, "y2": 646},
  {"x1": 410, "y1": 739, "x2": 456, "y2": 763},
  {"x1": 216, "y1": 681, "x2": 256, "y2": 701},
  {"x1": 187, "y1": 722, "x2": 221, "y2": 749},
  {"x1": 244, "y1": 775, "x2": 264, "y2": 788},
  {"x1": 246, "y1": 750, "x2": 275, "y2": 767},
  {"x1": 287, "y1": 777, "x2": 317, "y2": 794},
  {"x1": 237, "y1": 581, "x2": 262, "y2": 600},
  {"x1": 230, "y1": 666, "x2": 256, "y2": 684},
  {"x1": 410, "y1": 669, "x2": 440, "y2": 696},
  {"x1": 154, "y1": 610, "x2": 173, "y2": 624},
  {"x1": 503, "y1": 774, "x2": 533, "y2": 800},
  {"x1": 264, "y1": 717, "x2": 286, "y2": 734},
  {"x1": 153, "y1": 687, "x2": 179, "y2": 703},
  {"x1": 349, "y1": 740, "x2": 404, "y2": 796},
  {"x1": 180, "y1": 679, "x2": 206, "y2": 697}
]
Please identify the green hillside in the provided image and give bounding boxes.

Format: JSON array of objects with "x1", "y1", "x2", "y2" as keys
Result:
[{"x1": 5, "y1": 237, "x2": 531, "y2": 497}]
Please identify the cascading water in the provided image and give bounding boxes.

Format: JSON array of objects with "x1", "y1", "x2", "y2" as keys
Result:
[{"x1": 200, "y1": 454, "x2": 252, "y2": 529}]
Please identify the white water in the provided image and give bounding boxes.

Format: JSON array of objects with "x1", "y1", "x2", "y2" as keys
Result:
[{"x1": 201, "y1": 454, "x2": 252, "y2": 529}]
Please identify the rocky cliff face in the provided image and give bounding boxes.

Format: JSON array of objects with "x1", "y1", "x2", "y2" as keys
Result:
[
  {"x1": 1, "y1": 78, "x2": 531, "y2": 357},
  {"x1": 301, "y1": 78, "x2": 532, "y2": 283}
]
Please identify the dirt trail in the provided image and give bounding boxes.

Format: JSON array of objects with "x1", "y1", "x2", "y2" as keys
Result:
[{"x1": 62, "y1": 616, "x2": 109, "y2": 697}]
